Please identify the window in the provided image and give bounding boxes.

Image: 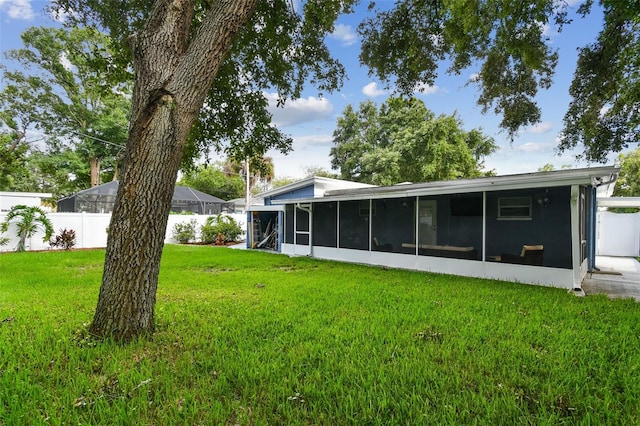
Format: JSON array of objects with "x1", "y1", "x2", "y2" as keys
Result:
[{"x1": 498, "y1": 196, "x2": 532, "y2": 220}]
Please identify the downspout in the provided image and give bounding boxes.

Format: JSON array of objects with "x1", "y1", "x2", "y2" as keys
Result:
[{"x1": 297, "y1": 202, "x2": 313, "y2": 257}]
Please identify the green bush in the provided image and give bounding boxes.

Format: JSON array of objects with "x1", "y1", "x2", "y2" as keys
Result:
[
  {"x1": 171, "y1": 219, "x2": 198, "y2": 244},
  {"x1": 201, "y1": 214, "x2": 242, "y2": 244}
]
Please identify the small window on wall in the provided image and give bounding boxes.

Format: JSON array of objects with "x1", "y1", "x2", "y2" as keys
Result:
[{"x1": 498, "y1": 196, "x2": 532, "y2": 220}]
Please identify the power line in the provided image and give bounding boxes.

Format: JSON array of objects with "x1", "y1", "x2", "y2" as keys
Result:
[{"x1": 67, "y1": 130, "x2": 126, "y2": 148}]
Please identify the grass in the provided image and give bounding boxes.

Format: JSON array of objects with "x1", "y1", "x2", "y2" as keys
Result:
[{"x1": 1, "y1": 245, "x2": 639, "y2": 425}]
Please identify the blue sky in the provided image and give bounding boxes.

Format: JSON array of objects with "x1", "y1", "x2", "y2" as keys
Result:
[{"x1": 0, "y1": 0, "x2": 630, "y2": 180}]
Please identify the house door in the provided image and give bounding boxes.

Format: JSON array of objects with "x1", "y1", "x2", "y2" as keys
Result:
[{"x1": 418, "y1": 200, "x2": 437, "y2": 245}]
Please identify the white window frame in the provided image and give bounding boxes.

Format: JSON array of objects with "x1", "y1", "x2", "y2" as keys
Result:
[{"x1": 498, "y1": 196, "x2": 532, "y2": 220}]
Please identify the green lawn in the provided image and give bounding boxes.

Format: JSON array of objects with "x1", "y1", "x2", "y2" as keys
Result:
[{"x1": 1, "y1": 245, "x2": 639, "y2": 424}]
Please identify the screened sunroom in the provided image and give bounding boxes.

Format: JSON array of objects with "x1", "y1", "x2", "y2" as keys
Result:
[{"x1": 272, "y1": 167, "x2": 618, "y2": 290}]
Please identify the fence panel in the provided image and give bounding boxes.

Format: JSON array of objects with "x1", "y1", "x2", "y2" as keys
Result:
[
  {"x1": 0, "y1": 212, "x2": 247, "y2": 253},
  {"x1": 597, "y1": 211, "x2": 640, "y2": 256}
]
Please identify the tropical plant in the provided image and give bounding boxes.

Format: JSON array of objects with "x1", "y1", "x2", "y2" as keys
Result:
[
  {"x1": 201, "y1": 214, "x2": 242, "y2": 244},
  {"x1": 49, "y1": 228, "x2": 77, "y2": 250},
  {"x1": 0, "y1": 222, "x2": 9, "y2": 246},
  {"x1": 224, "y1": 156, "x2": 275, "y2": 194},
  {"x1": 2, "y1": 204, "x2": 54, "y2": 252}
]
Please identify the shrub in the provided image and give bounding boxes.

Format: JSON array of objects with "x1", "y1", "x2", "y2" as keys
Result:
[
  {"x1": 50, "y1": 228, "x2": 77, "y2": 250},
  {"x1": 172, "y1": 219, "x2": 198, "y2": 244},
  {"x1": 201, "y1": 214, "x2": 242, "y2": 245}
]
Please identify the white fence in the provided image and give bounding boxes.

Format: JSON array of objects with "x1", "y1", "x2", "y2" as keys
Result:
[
  {"x1": 597, "y1": 211, "x2": 640, "y2": 257},
  {"x1": 0, "y1": 212, "x2": 247, "y2": 253}
]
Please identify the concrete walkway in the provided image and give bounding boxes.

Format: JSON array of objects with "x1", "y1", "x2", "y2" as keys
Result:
[{"x1": 582, "y1": 256, "x2": 640, "y2": 301}]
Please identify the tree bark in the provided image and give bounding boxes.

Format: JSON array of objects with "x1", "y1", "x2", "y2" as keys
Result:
[
  {"x1": 89, "y1": 0, "x2": 258, "y2": 341},
  {"x1": 90, "y1": 157, "x2": 100, "y2": 187}
]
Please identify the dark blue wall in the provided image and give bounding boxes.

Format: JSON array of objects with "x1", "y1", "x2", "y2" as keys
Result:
[
  {"x1": 266, "y1": 185, "x2": 315, "y2": 206},
  {"x1": 485, "y1": 187, "x2": 572, "y2": 268}
]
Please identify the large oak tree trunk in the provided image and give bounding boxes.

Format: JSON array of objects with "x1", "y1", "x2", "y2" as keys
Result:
[{"x1": 90, "y1": 0, "x2": 258, "y2": 340}]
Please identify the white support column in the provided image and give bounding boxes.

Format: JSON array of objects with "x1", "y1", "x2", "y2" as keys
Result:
[
  {"x1": 336, "y1": 201, "x2": 340, "y2": 248},
  {"x1": 482, "y1": 191, "x2": 487, "y2": 262},
  {"x1": 368, "y1": 199, "x2": 372, "y2": 252},
  {"x1": 570, "y1": 185, "x2": 583, "y2": 289},
  {"x1": 414, "y1": 196, "x2": 419, "y2": 255}
]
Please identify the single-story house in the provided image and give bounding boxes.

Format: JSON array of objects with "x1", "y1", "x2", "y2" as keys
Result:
[
  {"x1": 57, "y1": 181, "x2": 233, "y2": 214},
  {"x1": 0, "y1": 191, "x2": 53, "y2": 212},
  {"x1": 247, "y1": 167, "x2": 618, "y2": 289}
]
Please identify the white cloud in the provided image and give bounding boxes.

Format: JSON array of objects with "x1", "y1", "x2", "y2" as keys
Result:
[
  {"x1": 362, "y1": 82, "x2": 387, "y2": 97},
  {"x1": 0, "y1": 0, "x2": 34, "y2": 19},
  {"x1": 413, "y1": 82, "x2": 440, "y2": 95},
  {"x1": 329, "y1": 24, "x2": 358, "y2": 46},
  {"x1": 468, "y1": 73, "x2": 480, "y2": 83},
  {"x1": 264, "y1": 93, "x2": 333, "y2": 127},
  {"x1": 515, "y1": 141, "x2": 555, "y2": 153},
  {"x1": 526, "y1": 121, "x2": 554, "y2": 134},
  {"x1": 542, "y1": 23, "x2": 553, "y2": 37},
  {"x1": 293, "y1": 134, "x2": 333, "y2": 149}
]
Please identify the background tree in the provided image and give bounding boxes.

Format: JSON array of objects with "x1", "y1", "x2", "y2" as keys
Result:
[
  {"x1": 358, "y1": 0, "x2": 639, "y2": 161},
  {"x1": 1, "y1": 205, "x2": 54, "y2": 252},
  {"x1": 1, "y1": 26, "x2": 130, "y2": 189},
  {"x1": 613, "y1": 148, "x2": 640, "y2": 197},
  {"x1": 0, "y1": 70, "x2": 55, "y2": 191},
  {"x1": 537, "y1": 163, "x2": 574, "y2": 172},
  {"x1": 560, "y1": 1, "x2": 640, "y2": 162},
  {"x1": 330, "y1": 97, "x2": 497, "y2": 185},
  {"x1": 271, "y1": 177, "x2": 298, "y2": 189},
  {"x1": 302, "y1": 165, "x2": 338, "y2": 179},
  {"x1": 0, "y1": 133, "x2": 29, "y2": 191},
  {"x1": 178, "y1": 163, "x2": 245, "y2": 200}
]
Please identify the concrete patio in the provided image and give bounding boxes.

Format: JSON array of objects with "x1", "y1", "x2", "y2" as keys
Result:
[{"x1": 582, "y1": 256, "x2": 640, "y2": 301}]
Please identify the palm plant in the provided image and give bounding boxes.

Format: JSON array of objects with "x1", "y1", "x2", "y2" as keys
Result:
[
  {"x1": 2, "y1": 205, "x2": 54, "y2": 252},
  {"x1": 224, "y1": 156, "x2": 275, "y2": 193}
]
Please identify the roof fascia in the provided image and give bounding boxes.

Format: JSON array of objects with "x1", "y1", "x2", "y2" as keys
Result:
[{"x1": 270, "y1": 167, "x2": 618, "y2": 205}]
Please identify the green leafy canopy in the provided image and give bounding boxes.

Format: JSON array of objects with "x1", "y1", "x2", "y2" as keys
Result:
[
  {"x1": 330, "y1": 97, "x2": 497, "y2": 185},
  {"x1": 50, "y1": 0, "x2": 358, "y2": 169}
]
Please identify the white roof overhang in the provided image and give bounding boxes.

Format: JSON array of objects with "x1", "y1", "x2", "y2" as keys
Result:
[
  {"x1": 270, "y1": 166, "x2": 619, "y2": 205},
  {"x1": 598, "y1": 197, "x2": 640, "y2": 208}
]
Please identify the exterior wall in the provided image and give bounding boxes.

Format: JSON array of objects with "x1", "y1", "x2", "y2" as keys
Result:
[
  {"x1": 0, "y1": 192, "x2": 52, "y2": 212},
  {"x1": 282, "y1": 244, "x2": 575, "y2": 288},
  {"x1": 0, "y1": 212, "x2": 247, "y2": 252},
  {"x1": 265, "y1": 185, "x2": 314, "y2": 205},
  {"x1": 485, "y1": 187, "x2": 572, "y2": 269}
]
